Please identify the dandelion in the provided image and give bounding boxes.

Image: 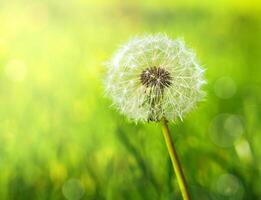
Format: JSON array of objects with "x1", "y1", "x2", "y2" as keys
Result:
[
  {"x1": 105, "y1": 34, "x2": 206, "y2": 200},
  {"x1": 105, "y1": 34, "x2": 205, "y2": 122}
]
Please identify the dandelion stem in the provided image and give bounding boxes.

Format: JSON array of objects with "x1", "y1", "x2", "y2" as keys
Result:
[{"x1": 160, "y1": 117, "x2": 191, "y2": 200}]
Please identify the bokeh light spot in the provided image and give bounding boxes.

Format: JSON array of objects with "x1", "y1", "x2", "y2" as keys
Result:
[
  {"x1": 214, "y1": 173, "x2": 244, "y2": 199},
  {"x1": 214, "y1": 76, "x2": 236, "y2": 99},
  {"x1": 62, "y1": 178, "x2": 85, "y2": 200},
  {"x1": 209, "y1": 114, "x2": 244, "y2": 148},
  {"x1": 5, "y1": 59, "x2": 27, "y2": 82}
]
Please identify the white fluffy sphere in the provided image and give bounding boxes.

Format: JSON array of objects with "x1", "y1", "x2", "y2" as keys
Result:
[{"x1": 105, "y1": 34, "x2": 206, "y2": 122}]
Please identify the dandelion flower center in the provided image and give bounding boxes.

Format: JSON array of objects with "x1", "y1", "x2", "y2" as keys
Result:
[{"x1": 140, "y1": 66, "x2": 172, "y2": 89}]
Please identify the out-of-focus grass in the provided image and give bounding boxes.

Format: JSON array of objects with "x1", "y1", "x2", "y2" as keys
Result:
[{"x1": 0, "y1": 0, "x2": 260, "y2": 199}]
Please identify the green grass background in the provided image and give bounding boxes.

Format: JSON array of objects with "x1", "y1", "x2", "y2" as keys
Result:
[{"x1": 0, "y1": 0, "x2": 261, "y2": 199}]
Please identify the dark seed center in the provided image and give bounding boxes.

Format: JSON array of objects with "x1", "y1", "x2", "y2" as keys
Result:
[{"x1": 140, "y1": 66, "x2": 172, "y2": 89}]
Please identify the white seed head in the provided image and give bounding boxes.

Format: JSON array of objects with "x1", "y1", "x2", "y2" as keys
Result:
[{"x1": 105, "y1": 34, "x2": 206, "y2": 122}]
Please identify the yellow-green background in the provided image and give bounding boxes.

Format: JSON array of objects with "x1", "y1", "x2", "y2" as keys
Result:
[{"x1": 0, "y1": 0, "x2": 260, "y2": 199}]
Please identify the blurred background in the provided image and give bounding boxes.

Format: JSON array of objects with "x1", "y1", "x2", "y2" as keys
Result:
[{"x1": 0, "y1": 0, "x2": 260, "y2": 199}]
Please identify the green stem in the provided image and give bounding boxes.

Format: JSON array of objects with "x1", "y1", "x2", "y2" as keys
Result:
[{"x1": 160, "y1": 117, "x2": 191, "y2": 200}]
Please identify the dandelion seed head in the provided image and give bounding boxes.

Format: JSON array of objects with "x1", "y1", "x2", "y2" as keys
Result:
[{"x1": 105, "y1": 34, "x2": 206, "y2": 122}]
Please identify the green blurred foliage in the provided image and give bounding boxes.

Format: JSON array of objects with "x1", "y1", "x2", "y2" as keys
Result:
[{"x1": 0, "y1": 0, "x2": 260, "y2": 199}]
